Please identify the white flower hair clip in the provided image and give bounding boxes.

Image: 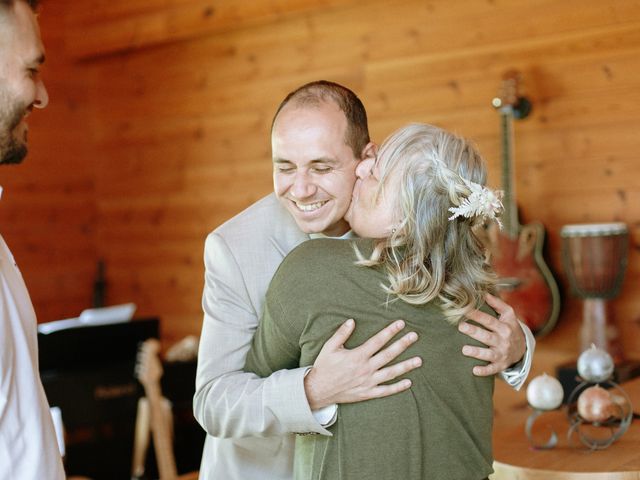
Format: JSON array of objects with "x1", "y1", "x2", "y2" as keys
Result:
[{"x1": 448, "y1": 179, "x2": 504, "y2": 227}]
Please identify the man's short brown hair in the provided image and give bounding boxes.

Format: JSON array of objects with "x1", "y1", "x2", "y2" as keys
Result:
[
  {"x1": 272, "y1": 80, "x2": 371, "y2": 159},
  {"x1": 0, "y1": 0, "x2": 39, "y2": 10}
]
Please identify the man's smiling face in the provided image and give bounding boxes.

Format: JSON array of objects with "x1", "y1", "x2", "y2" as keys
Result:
[
  {"x1": 0, "y1": 0, "x2": 48, "y2": 164},
  {"x1": 272, "y1": 100, "x2": 360, "y2": 237}
]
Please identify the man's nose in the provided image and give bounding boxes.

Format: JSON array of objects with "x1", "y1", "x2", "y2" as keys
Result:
[
  {"x1": 355, "y1": 158, "x2": 375, "y2": 179},
  {"x1": 33, "y1": 78, "x2": 49, "y2": 109},
  {"x1": 291, "y1": 172, "x2": 316, "y2": 199}
]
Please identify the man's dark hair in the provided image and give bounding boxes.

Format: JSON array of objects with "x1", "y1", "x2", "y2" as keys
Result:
[
  {"x1": 0, "y1": 0, "x2": 38, "y2": 10},
  {"x1": 272, "y1": 80, "x2": 371, "y2": 158}
]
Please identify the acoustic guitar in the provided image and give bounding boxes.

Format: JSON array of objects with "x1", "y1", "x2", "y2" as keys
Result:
[{"x1": 490, "y1": 69, "x2": 561, "y2": 337}]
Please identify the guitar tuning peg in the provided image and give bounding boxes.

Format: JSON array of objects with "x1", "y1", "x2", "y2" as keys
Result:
[{"x1": 512, "y1": 97, "x2": 532, "y2": 120}]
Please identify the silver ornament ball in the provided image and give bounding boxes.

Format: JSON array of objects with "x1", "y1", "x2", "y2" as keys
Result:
[
  {"x1": 577, "y1": 345, "x2": 614, "y2": 383},
  {"x1": 526, "y1": 373, "x2": 564, "y2": 411}
]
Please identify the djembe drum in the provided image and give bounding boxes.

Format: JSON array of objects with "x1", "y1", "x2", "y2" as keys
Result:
[{"x1": 561, "y1": 223, "x2": 628, "y2": 362}]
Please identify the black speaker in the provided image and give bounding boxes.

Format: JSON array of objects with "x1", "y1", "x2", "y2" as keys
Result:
[{"x1": 39, "y1": 318, "x2": 159, "y2": 480}]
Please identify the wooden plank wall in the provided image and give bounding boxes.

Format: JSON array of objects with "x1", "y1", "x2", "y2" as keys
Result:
[{"x1": 2, "y1": 0, "x2": 639, "y2": 367}]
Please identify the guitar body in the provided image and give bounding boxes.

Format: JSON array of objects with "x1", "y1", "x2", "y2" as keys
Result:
[{"x1": 490, "y1": 221, "x2": 560, "y2": 337}]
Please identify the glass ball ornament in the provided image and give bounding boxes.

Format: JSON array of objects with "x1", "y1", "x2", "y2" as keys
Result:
[
  {"x1": 577, "y1": 344, "x2": 614, "y2": 383},
  {"x1": 577, "y1": 385, "x2": 615, "y2": 423},
  {"x1": 526, "y1": 373, "x2": 564, "y2": 411}
]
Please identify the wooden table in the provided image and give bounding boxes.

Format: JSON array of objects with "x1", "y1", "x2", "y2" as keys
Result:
[{"x1": 491, "y1": 376, "x2": 640, "y2": 479}]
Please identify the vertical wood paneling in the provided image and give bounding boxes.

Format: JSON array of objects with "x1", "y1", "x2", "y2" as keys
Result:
[{"x1": 2, "y1": 0, "x2": 639, "y2": 362}]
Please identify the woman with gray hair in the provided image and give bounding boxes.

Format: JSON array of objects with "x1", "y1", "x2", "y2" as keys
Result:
[{"x1": 245, "y1": 123, "x2": 502, "y2": 480}]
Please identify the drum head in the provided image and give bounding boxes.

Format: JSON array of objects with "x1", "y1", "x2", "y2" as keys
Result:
[{"x1": 561, "y1": 222, "x2": 627, "y2": 238}]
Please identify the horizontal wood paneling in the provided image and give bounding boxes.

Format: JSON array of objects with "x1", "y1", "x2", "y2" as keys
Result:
[{"x1": 64, "y1": 0, "x2": 362, "y2": 60}]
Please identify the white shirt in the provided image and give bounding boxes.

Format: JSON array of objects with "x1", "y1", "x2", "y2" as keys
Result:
[
  {"x1": 0, "y1": 187, "x2": 65, "y2": 480},
  {"x1": 505, "y1": 320, "x2": 535, "y2": 391}
]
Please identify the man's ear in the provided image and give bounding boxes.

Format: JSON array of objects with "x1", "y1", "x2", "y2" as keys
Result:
[{"x1": 360, "y1": 142, "x2": 378, "y2": 161}]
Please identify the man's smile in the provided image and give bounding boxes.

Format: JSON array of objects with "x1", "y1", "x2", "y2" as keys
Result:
[{"x1": 290, "y1": 199, "x2": 329, "y2": 213}]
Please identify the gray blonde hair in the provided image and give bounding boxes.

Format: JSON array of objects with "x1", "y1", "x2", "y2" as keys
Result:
[{"x1": 357, "y1": 123, "x2": 498, "y2": 323}]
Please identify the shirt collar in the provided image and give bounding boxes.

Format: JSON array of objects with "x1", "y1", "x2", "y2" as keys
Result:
[{"x1": 310, "y1": 230, "x2": 357, "y2": 240}]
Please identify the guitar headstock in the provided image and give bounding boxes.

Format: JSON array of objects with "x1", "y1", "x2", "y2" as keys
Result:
[
  {"x1": 492, "y1": 69, "x2": 532, "y2": 119},
  {"x1": 135, "y1": 338, "x2": 163, "y2": 389}
]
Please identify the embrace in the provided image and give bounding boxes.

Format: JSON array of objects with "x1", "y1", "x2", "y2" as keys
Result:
[{"x1": 194, "y1": 81, "x2": 535, "y2": 480}]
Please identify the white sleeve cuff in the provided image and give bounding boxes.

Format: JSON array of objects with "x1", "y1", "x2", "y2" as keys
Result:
[
  {"x1": 499, "y1": 320, "x2": 536, "y2": 391},
  {"x1": 312, "y1": 404, "x2": 338, "y2": 428}
]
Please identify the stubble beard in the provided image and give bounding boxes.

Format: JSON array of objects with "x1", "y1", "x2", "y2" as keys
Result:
[{"x1": 0, "y1": 86, "x2": 28, "y2": 165}]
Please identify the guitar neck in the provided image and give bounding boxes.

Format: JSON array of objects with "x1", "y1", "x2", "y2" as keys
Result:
[
  {"x1": 500, "y1": 110, "x2": 519, "y2": 238},
  {"x1": 143, "y1": 376, "x2": 178, "y2": 479}
]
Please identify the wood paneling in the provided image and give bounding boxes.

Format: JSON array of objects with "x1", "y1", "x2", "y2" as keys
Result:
[
  {"x1": 64, "y1": 0, "x2": 362, "y2": 60},
  {"x1": 2, "y1": 0, "x2": 639, "y2": 361}
]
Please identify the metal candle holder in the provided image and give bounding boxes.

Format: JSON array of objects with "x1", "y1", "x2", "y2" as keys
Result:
[
  {"x1": 525, "y1": 346, "x2": 634, "y2": 451},
  {"x1": 525, "y1": 408, "x2": 559, "y2": 450},
  {"x1": 565, "y1": 380, "x2": 633, "y2": 450}
]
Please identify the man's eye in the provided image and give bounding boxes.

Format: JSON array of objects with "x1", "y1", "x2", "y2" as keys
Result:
[
  {"x1": 276, "y1": 166, "x2": 295, "y2": 173},
  {"x1": 313, "y1": 167, "x2": 332, "y2": 174}
]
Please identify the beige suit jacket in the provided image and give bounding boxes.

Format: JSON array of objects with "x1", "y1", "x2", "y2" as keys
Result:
[{"x1": 194, "y1": 194, "x2": 330, "y2": 480}]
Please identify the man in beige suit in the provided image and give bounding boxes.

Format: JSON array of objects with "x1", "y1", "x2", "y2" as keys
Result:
[{"x1": 194, "y1": 81, "x2": 534, "y2": 479}]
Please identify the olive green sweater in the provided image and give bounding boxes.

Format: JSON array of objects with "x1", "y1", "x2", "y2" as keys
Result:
[{"x1": 245, "y1": 238, "x2": 494, "y2": 480}]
